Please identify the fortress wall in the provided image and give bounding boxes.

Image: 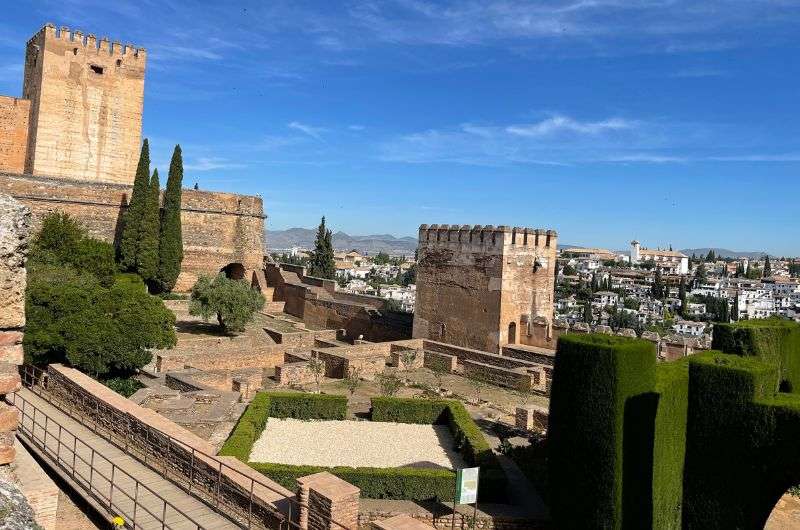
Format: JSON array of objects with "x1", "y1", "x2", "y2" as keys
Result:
[
  {"x1": 0, "y1": 172, "x2": 265, "y2": 291},
  {"x1": 0, "y1": 97, "x2": 30, "y2": 174}
]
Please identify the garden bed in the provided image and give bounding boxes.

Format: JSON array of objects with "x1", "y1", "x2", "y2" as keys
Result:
[{"x1": 219, "y1": 392, "x2": 507, "y2": 502}]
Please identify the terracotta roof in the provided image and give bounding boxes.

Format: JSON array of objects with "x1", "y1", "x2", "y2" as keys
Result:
[{"x1": 640, "y1": 248, "x2": 687, "y2": 258}]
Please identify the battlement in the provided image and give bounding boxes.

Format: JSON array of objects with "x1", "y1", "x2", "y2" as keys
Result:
[
  {"x1": 32, "y1": 23, "x2": 146, "y2": 59},
  {"x1": 418, "y1": 223, "x2": 557, "y2": 249}
]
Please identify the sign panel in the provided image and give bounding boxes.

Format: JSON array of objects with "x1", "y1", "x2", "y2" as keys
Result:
[{"x1": 455, "y1": 467, "x2": 480, "y2": 505}]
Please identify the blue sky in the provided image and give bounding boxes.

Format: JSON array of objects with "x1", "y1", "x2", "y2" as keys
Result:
[{"x1": 3, "y1": 1, "x2": 799, "y2": 255}]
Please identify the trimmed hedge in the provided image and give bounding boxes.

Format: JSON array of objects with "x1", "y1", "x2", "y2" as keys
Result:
[
  {"x1": 548, "y1": 333, "x2": 656, "y2": 529},
  {"x1": 370, "y1": 396, "x2": 506, "y2": 501},
  {"x1": 219, "y1": 392, "x2": 270, "y2": 460},
  {"x1": 249, "y1": 463, "x2": 456, "y2": 502},
  {"x1": 713, "y1": 318, "x2": 800, "y2": 393},
  {"x1": 265, "y1": 391, "x2": 347, "y2": 420}
]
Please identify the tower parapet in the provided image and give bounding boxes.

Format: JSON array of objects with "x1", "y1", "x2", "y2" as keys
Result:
[
  {"x1": 418, "y1": 224, "x2": 557, "y2": 250},
  {"x1": 35, "y1": 23, "x2": 147, "y2": 59}
]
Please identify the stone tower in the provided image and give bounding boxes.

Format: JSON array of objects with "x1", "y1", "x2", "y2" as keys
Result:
[
  {"x1": 22, "y1": 23, "x2": 146, "y2": 185},
  {"x1": 413, "y1": 224, "x2": 558, "y2": 353}
]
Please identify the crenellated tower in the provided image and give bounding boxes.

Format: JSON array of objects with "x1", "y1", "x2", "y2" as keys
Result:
[
  {"x1": 413, "y1": 224, "x2": 558, "y2": 353},
  {"x1": 22, "y1": 23, "x2": 146, "y2": 185}
]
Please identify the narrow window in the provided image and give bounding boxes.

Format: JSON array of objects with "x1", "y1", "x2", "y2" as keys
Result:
[
  {"x1": 90, "y1": 64, "x2": 104, "y2": 74},
  {"x1": 116, "y1": 59, "x2": 122, "y2": 67},
  {"x1": 73, "y1": 47, "x2": 78, "y2": 55}
]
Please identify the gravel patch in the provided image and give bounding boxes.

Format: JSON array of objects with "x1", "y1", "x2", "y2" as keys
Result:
[{"x1": 249, "y1": 418, "x2": 466, "y2": 469}]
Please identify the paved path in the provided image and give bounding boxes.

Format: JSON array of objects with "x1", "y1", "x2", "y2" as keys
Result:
[{"x1": 10, "y1": 387, "x2": 240, "y2": 530}]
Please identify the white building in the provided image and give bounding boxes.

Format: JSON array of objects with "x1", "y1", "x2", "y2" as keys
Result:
[
  {"x1": 673, "y1": 320, "x2": 707, "y2": 337},
  {"x1": 630, "y1": 240, "x2": 689, "y2": 275},
  {"x1": 594, "y1": 291, "x2": 619, "y2": 307}
]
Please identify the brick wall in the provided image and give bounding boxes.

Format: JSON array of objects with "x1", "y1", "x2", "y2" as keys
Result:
[
  {"x1": 156, "y1": 346, "x2": 285, "y2": 373},
  {"x1": 423, "y1": 351, "x2": 458, "y2": 373},
  {"x1": 0, "y1": 97, "x2": 29, "y2": 173},
  {"x1": 0, "y1": 193, "x2": 30, "y2": 464},
  {"x1": 275, "y1": 361, "x2": 317, "y2": 386}
]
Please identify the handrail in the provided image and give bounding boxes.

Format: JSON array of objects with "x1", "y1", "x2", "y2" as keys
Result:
[
  {"x1": 19, "y1": 364, "x2": 353, "y2": 530},
  {"x1": 8, "y1": 390, "x2": 206, "y2": 530}
]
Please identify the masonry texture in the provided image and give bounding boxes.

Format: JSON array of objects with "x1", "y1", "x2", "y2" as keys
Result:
[
  {"x1": 0, "y1": 24, "x2": 266, "y2": 290},
  {"x1": 413, "y1": 224, "x2": 558, "y2": 354},
  {"x1": 0, "y1": 193, "x2": 30, "y2": 464},
  {"x1": 22, "y1": 24, "x2": 145, "y2": 184}
]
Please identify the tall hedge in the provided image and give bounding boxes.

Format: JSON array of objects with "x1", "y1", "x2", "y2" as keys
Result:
[
  {"x1": 158, "y1": 145, "x2": 183, "y2": 292},
  {"x1": 683, "y1": 352, "x2": 800, "y2": 529},
  {"x1": 548, "y1": 333, "x2": 656, "y2": 529},
  {"x1": 712, "y1": 319, "x2": 800, "y2": 393},
  {"x1": 266, "y1": 392, "x2": 347, "y2": 420}
]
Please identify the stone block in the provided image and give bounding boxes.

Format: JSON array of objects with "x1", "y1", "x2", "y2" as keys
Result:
[
  {"x1": 0, "y1": 344, "x2": 23, "y2": 365},
  {"x1": 297, "y1": 471, "x2": 360, "y2": 530},
  {"x1": 0, "y1": 331, "x2": 23, "y2": 346},
  {"x1": 0, "y1": 404, "x2": 18, "y2": 431},
  {"x1": 0, "y1": 369, "x2": 21, "y2": 395}
]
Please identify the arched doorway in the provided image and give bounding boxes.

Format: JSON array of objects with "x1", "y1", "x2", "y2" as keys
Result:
[
  {"x1": 220, "y1": 262, "x2": 245, "y2": 280},
  {"x1": 508, "y1": 322, "x2": 517, "y2": 344}
]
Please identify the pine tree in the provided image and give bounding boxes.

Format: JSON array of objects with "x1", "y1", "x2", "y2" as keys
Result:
[
  {"x1": 158, "y1": 145, "x2": 184, "y2": 292},
  {"x1": 652, "y1": 268, "x2": 664, "y2": 299},
  {"x1": 309, "y1": 216, "x2": 335, "y2": 279},
  {"x1": 763, "y1": 255, "x2": 772, "y2": 278},
  {"x1": 732, "y1": 292, "x2": 739, "y2": 321},
  {"x1": 694, "y1": 262, "x2": 707, "y2": 287},
  {"x1": 119, "y1": 139, "x2": 150, "y2": 269},
  {"x1": 137, "y1": 169, "x2": 161, "y2": 288},
  {"x1": 706, "y1": 250, "x2": 716, "y2": 262},
  {"x1": 583, "y1": 302, "x2": 593, "y2": 324}
]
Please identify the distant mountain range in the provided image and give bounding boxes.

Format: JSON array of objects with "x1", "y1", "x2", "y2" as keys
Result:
[
  {"x1": 267, "y1": 230, "x2": 775, "y2": 260},
  {"x1": 267, "y1": 228, "x2": 418, "y2": 255},
  {"x1": 679, "y1": 248, "x2": 772, "y2": 259}
]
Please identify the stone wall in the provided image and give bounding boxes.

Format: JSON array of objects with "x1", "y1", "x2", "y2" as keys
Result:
[
  {"x1": 413, "y1": 224, "x2": 557, "y2": 354},
  {"x1": 265, "y1": 263, "x2": 412, "y2": 342},
  {"x1": 275, "y1": 361, "x2": 317, "y2": 387},
  {"x1": 0, "y1": 193, "x2": 30, "y2": 464},
  {"x1": 462, "y1": 359, "x2": 536, "y2": 392},
  {"x1": 422, "y1": 351, "x2": 458, "y2": 373},
  {"x1": 156, "y1": 345, "x2": 285, "y2": 373},
  {"x1": 0, "y1": 97, "x2": 30, "y2": 174},
  {"x1": 0, "y1": 172, "x2": 265, "y2": 292},
  {"x1": 359, "y1": 504, "x2": 545, "y2": 530},
  {"x1": 23, "y1": 24, "x2": 145, "y2": 185}
]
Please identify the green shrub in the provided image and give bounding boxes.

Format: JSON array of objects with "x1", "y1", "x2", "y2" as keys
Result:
[
  {"x1": 371, "y1": 397, "x2": 450, "y2": 423},
  {"x1": 103, "y1": 376, "x2": 145, "y2": 398},
  {"x1": 189, "y1": 274, "x2": 265, "y2": 332},
  {"x1": 266, "y1": 391, "x2": 347, "y2": 420},
  {"x1": 219, "y1": 392, "x2": 271, "y2": 460},
  {"x1": 250, "y1": 463, "x2": 455, "y2": 502}
]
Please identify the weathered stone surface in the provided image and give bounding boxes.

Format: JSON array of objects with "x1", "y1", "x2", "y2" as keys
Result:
[
  {"x1": 0, "y1": 344, "x2": 23, "y2": 365},
  {"x1": 297, "y1": 471, "x2": 360, "y2": 530},
  {"x1": 0, "y1": 371, "x2": 21, "y2": 395},
  {"x1": 413, "y1": 225, "x2": 557, "y2": 353},
  {"x1": 373, "y1": 514, "x2": 436, "y2": 530},
  {"x1": 22, "y1": 24, "x2": 145, "y2": 184},
  {"x1": 0, "y1": 475, "x2": 39, "y2": 527},
  {"x1": 0, "y1": 405, "x2": 18, "y2": 433},
  {"x1": 0, "y1": 193, "x2": 30, "y2": 329},
  {"x1": 0, "y1": 331, "x2": 23, "y2": 346},
  {"x1": 0, "y1": 97, "x2": 29, "y2": 173}
]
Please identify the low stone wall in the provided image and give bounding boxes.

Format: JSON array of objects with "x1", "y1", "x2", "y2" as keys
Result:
[
  {"x1": 515, "y1": 405, "x2": 549, "y2": 431},
  {"x1": 501, "y1": 345, "x2": 555, "y2": 367},
  {"x1": 462, "y1": 360, "x2": 535, "y2": 392},
  {"x1": 423, "y1": 341, "x2": 537, "y2": 371},
  {"x1": 275, "y1": 361, "x2": 317, "y2": 386},
  {"x1": 156, "y1": 346, "x2": 285, "y2": 373},
  {"x1": 43, "y1": 364, "x2": 294, "y2": 528},
  {"x1": 389, "y1": 348, "x2": 424, "y2": 370},
  {"x1": 262, "y1": 327, "x2": 338, "y2": 349},
  {"x1": 423, "y1": 351, "x2": 458, "y2": 373}
]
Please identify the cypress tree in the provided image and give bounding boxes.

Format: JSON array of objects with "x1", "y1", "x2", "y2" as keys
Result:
[
  {"x1": 763, "y1": 255, "x2": 772, "y2": 278},
  {"x1": 309, "y1": 216, "x2": 335, "y2": 279},
  {"x1": 679, "y1": 278, "x2": 687, "y2": 316},
  {"x1": 583, "y1": 302, "x2": 593, "y2": 324},
  {"x1": 137, "y1": 169, "x2": 161, "y2": 288},
  {"x1": 158, "y1": 145, "x2": 184, "y2": 292},
  {"x1": 119, "y1": 139, "x2": 150, "y2": 269}
]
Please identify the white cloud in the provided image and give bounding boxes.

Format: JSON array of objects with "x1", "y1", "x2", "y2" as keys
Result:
[
  {"x1": 505, "y1": 115, "x2": 634, "y2": 137},
  {"x1": 288, "y1": 121, "x2": 327, "y2": 140},
  {"x1": 184, "y1": 157, "x2": 245, "y2": 171}
]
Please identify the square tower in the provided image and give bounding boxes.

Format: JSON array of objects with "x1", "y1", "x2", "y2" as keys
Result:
[
  {"x1": 413, "y1": 224, "x2": 558, "y2": 353},
  {"x1": 22, "y1": 24, "x2": 146, "y2": 185}
]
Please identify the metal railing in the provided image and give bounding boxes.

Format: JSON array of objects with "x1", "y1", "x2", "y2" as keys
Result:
[
  {"x1": 19, "y1": 365, "x2": 352, "y2": 530},
  {"x1": 9, "y1": 390, "x2": 206, "y2": 530}
]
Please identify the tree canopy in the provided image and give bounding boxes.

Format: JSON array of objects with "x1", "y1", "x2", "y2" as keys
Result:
[
  {"x1": 158, "y1": 145, "x2": 184, "y2": 292},
  {"x1": 188, "y1": 274, "x2": 265, "y2": 333},
  {"x1": 24, "y1": 213, "x2": 176, "y2": 378}
]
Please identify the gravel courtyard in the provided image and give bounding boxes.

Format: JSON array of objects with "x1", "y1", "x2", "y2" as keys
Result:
[{"x1": 248, "y1": 418, "x2": 466, "y2": 469}]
